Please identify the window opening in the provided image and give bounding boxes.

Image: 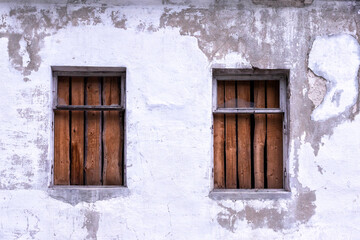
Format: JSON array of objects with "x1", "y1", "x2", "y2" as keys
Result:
[
  {"x1": 213, "y1": 69, "x2": 288, "y2": 190},
  {"x1": 53, "y1": 68, "x2": 125, "y2": 186}
]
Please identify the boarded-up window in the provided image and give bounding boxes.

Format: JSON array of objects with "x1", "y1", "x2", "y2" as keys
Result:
[
  {"x1": 53, "y1": 68, "x2": 125, "y2": 186},
  {"x1": 213, "y1": 69, "x2": 288, "y2": 190}
]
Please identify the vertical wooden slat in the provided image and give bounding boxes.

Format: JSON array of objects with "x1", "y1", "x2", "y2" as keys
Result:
[
  {"x1": 70, "y1": 77, "x2": 84, "y2": 185},
  {"x1": 225, "y1": 81, "x2": 237, "y2": 189},
  {"x1": 54, "y1": 77, "x2": 70, "y2": 185},
  {"x1": 85, "y1": 77, "x2": 102, "y2": 185},
  {"x1": 214, "y1": 81, "x2": 225, "y2": 188},
  {"x1": 253, "y1": 81, "x2": 266, "y2": 188},
  {"x1": 266, "y1": 81, "x2": 283, "y2": 188},
  {"x1": 237, "y1": 81, "x2": 251, "y2": 188},
  {"x1": 103, "y1": 77, "x2": 123, "y2": 185}
]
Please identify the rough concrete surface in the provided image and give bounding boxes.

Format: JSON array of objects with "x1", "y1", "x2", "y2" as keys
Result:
[
  {"x1": 309, "y1": 34, "x2": 360, "y2": 121},
  {"x1": 0, "y1": 0, "x2": 359, "y2": 239}
]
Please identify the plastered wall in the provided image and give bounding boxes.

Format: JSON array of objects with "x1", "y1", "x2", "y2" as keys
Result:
[{"x1": 0, "y1": 0, "x2": 359, "y2": 239}]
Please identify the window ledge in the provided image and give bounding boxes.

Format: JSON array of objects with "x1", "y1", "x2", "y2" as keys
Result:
[
  {"x1": 48, "y1": 186, "x2": 130, "y2": 205},
  {"x1": 209, "y1": 189, "x2": 291, "y2": 200}
]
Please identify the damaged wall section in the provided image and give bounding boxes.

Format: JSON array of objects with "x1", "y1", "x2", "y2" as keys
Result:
[{"x1": 0, "y1": 0, "x2": 359, "y2": 239}]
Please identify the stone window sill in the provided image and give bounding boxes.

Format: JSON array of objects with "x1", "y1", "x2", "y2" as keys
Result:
[
  {"x1": 209, "y1": 189, "x2": 291, "y2": 200},
  {"x1": 48, "y1": 186, "x2": 130, "y2": 205}
]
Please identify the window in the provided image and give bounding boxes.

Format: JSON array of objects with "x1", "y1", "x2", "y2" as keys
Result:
[
  {"x1": 212, "y1": 69, "x2": 288, "y2": 193},
  {"x1": 52, "y1": 67, "x2": 125, "y2": 186}
]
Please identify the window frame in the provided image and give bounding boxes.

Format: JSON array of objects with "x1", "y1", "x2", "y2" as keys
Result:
[
  {"x1": 50, "y1": 66, "x2": 127, "y2": 189},
  {"x1": 210, "y1": 68, "x2": 290, "y2": 200}
]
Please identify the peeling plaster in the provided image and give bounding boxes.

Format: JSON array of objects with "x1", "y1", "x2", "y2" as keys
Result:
[
  {"x1": 215, "y1": 140, "x2": 317, "y2": 233},
  {"x1": 0, "y1": 5, "x2": 126, "y2": 76},
  {"x1": 216, "y1": 189, "x2": 316, "y2": 232},
  {"x1": 307, "y1": 69, "x2": 327, "y2": 108},
  {"x1": 309, "y1": 34, "x2": 360, "y2": 122}
]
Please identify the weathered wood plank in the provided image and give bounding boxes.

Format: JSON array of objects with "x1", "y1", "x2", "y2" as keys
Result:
[
  {"x1": 214, "y1": 81, "x2": 225, "y2": 189},
  {"x1": 266, "y1": 81, "x2": 283, "y2": 188},
  {"x1": 52, "y1": 66, "x2": 126, "y2": 73},
  {"x1": 225, "y1": 81, "x2": 237, "y2": 189},
  {"x1": 70, "y1": 77, "x2": 84, "y2": 185},
  {"x1": 213, "y1": 108, "x2": 282, "y2": 114},
  {"x1": 54, "y1": 76, "x2": 70, "y2": 185},
  {"x1": 216, "y1": 75, "x2": 284, "y2": 81},
  {"x1": 56, "y1": 72, "x2": 125, "y2": 77},
  {"x1": 213, "y1": 69, "x2": 289, "y2": 77},
  {"x1": 103, "y1": 77, "x2": 123, "y2": 185},
  {"x1": 237, "y1": 81, "x2": 251, "y2": 189},
  {"x1": 253, "y1": 81, "x2": 266, "y2": 188},
  {"x1": 56, "y1": 105, "x2": 123, "y2": 111},
  {"x1": 85, "y1": 77, "x2": 102, "y2": 185}
]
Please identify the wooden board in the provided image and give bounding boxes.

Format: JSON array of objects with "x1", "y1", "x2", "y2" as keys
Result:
[
  {"x1": 266, "y1": 81, "x2": 283, "y2": 188},
  {"x1": 214, "y1": 81, "x2": 225, "y2": 188},
  {"x1": 253, "y1": 81, "x2": 266, "y2": 188},
  {"x1": 85, "y1": 77, "x2": 102, "y2": 185},
  {"x1": 225, "y1": 81, "x2": 237, "y2": 189},
  {"x1": 237, "y1": 81, "x2": 251, "y2": 188},
  {"x1": 54, "y1": 76, "x2": 70, "y2": 185},
  {"x1": 103, "y1": 77, "x2": 123, "y2": 185},
  {"x1": 70, "y1": 77, "x2": 84, "y2": 185}
]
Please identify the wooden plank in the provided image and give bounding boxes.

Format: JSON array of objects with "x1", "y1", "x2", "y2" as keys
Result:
[
  {"x1": 253, "y1": 81, "x2": 266, "y2": 188},
  {"x1": 103, "y1": 77, "x2": 123, "y2": 185},
  {"x1": 266, "y1": 81, "x2": 283, "y2": 188},
  {"x1": 56, "y1": 105, "x2": 123, "y2": 111},
  {"x1": 70, "y1": 77, "x2": 85, "y2": 185},
  {"x1": 56, "y1": 72, "x2": 125, "y2": 77},
  {"x1": 214, "y1": 81, "x2": 225, "y2": 189},
  {"x1": 212, "y1": 68, "x2": 289, "y2": 77},
  {"x1": 225, "y1": 81, "x2": 237, "y2": 189},
  {"x1": 214, "y1": 108, "x2": 282, "y2": 114},
  {"x1": 216, "y1": 75, "x2": 284, "y2": 81},
  {"x1": 54, "y1": 76, "x2": 70, "y2": 185},
  {"x1": 85, "y1": 77, "x2": 102, "y2": 185},
  {"x1": 237, "y1": 81, "x2": 251, "y2": 189},
  {"x1": 52, "y1": 66, "x2": 126, "y2": 73}
]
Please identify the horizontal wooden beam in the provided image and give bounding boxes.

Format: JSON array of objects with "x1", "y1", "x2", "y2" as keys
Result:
[
  {"x1": 215, "y1": 75, "x2": 284, "y2": 81},
  {"x1": 54, "y1": 72, "x2": 125, "y2": 77},
  {"x1": 52, "y1": 66, "x2": 126, "y2": 72},
  {"x1": 214, "y1": 108, "x2": 283, "y2": 114},
  {"x1": 55, "y1": 105, "x2": 125, "y2": 111},
  {"x1": 212, "y1": 68, "x2": 289, "y2": 77}
]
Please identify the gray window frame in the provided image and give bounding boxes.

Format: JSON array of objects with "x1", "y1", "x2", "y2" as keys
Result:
[
  {"x1": 48, "y1": 66, "x2": 129, "y2": 203},
  {"x1": 209, "y1": 69, "x2": 290, "y2": 200}
]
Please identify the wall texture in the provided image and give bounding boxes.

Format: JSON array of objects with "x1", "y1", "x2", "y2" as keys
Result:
[{"x1": 0, "y1": 0, "x2": 359, "y2": 239}]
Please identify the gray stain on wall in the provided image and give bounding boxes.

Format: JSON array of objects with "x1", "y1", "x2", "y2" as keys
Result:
[
  {"x1": 82, "y1": 209, "x2": 100, "y2": 240},
  {"x1": 0, "y1": 5, "x2": 127, "y2": 77}
]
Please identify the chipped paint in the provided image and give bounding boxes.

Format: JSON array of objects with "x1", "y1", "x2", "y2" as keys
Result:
[
  {"x1": 309, "y1": 34, "x2": 360, "y2": 121},
  {"x1": 307, "y1": 69, "x2": 327, "y2": 108}
]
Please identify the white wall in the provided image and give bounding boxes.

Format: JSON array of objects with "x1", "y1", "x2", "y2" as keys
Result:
[{"x1": 0, "y1": 1, "x2": 359, "y2": 239}]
